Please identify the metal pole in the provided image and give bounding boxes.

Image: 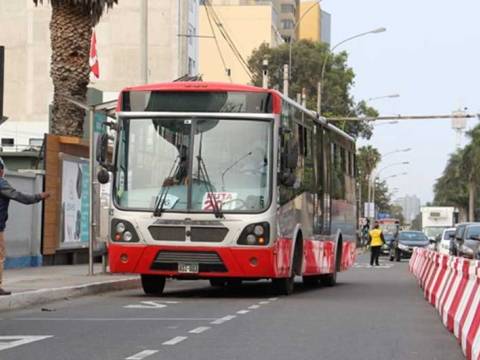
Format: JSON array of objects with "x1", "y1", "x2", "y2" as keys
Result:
[
  {"x1": 88, "y1": 108, "x2": 95, "y2": 276},
  {"x1": 317, "y1": 81, "x2": 321, "y2": 114},
  {"x1": 283, "y1": 64, "x2": 289, "y2": 96},
  {"x1": 262, "y1": 58, "x2": 269, "y2": 89},
  {"x1": 140, "y1": 0, "x2": 148, "y2": 83}
]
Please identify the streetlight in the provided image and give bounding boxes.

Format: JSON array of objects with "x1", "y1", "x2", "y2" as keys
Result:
[
  {"x1": 318, "y1": 27, "x2": 386, "y2": 113},
  {"x1": 382, "y1": 148, "x2": 411, "y2": 158},
  {"x1": 367, "y1": 94, "x2": 400, "y2": 102},
  {"x1": 288, "y1": 0, "x2": 323, "y2": 87}
]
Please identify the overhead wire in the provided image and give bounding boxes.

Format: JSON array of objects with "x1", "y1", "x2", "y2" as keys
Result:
[
  {"x1": 203, "y1": 2, "x2": 233, "y2": 83},
  {"x1": 203, "y1": 0, "x2": 254, "y2": 80}
]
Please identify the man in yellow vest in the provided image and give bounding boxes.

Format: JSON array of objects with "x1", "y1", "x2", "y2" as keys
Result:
[{"x1": 369, "y1": 222, "x2": 385, "y2": 266}]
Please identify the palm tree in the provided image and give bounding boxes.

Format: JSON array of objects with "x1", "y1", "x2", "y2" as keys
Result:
[
  {"x1": 33, "y1": 0, "x2": 118, "y2": 136},
  {"x1": 356, "y1": 145, "x2": 381, "y2": 216}
]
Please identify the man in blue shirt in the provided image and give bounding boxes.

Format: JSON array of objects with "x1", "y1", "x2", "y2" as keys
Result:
[{"x1": 0, "y1": 158, "x2": 49, "y2": 295}]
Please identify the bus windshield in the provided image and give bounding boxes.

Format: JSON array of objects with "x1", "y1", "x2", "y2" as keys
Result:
[{"x1": 114, "y1": 117, "x2": 272, "y2": 213}]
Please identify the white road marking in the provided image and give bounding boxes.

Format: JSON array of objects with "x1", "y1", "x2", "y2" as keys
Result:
[
  {"x1": 124, "y1": 301, "x2": 167, "y2": 309},
  {"x1": 248, "y1": 305, "x2": 260, "y2": 309},
  {"x1": 353, "y1": 263, "x2": 393, "y2": 269},
  {"x1": 0, "y1": 336, "x2": 53, "y2": 352},
  {"x1": 259, "y1": 301, "x2": 270, "y2": 305},
  {"x1": 211, "y1": 315, "x2": 236, "y2": 325},
  {"x1": 189, "y1": 326, "x2": 210, "y2": 334},
  {"x1": 162, "y1": 336, "x2": 188, "y2": 346},
  {"x1": 126, "y1": 350, "x2": 159, "y2": 360},
  {"x1": 237, "y1": 310, "x2": 250, "y2": 314},
  {"x1": 268, "y1": 297, "x2": 279, "y2": 301},
  {"x1": 14, "y1": 317, "x2": 216, "y2": 321}
]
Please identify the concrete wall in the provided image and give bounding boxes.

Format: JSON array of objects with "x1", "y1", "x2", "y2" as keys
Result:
[{"x1": 3, "y1": 171, "x2": 44, "y2": 268}]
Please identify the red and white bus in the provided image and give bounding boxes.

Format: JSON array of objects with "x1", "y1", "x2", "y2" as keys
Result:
[{"x1": 97, "y1": 82, "x2": 357, "y2": 295}]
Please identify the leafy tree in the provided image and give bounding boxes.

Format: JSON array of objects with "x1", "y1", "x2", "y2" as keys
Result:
[
  {"x1": 248, "y1": 41, "x2": 378, "y2": 139},
  {"x1": 33, "y1": 0, "x2": 118, "y2": 136},
  {"x1": 462, "y1": 125, "x2": 480, "y2": 221},
  {"x1": 388, "y1": 204, "x2": 405, "y2": 225}
]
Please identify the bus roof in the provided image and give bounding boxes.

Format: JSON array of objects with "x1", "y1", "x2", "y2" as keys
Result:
[{"x1": 118, "y1": 81, "x2": 354, "y2": 142}]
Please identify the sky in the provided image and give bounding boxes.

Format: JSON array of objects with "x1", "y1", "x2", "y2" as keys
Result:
[{"x1": 323, "y1": 0, "x2": 480, "y2": 204}]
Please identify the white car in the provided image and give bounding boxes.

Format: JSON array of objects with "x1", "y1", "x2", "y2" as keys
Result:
[{"x1": 438, "y1": 227, "x2": 456, "y2": 255}]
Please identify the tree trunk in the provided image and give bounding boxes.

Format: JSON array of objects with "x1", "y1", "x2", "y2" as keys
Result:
[
  {"x1": 50, "y1": 2, "x2": 92, "y2": 136},
  {"x1": 468, "y1": 180, "x2": 476, "y2": 221}
]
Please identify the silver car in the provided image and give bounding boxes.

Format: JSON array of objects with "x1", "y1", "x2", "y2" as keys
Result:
[{"x1": 452, "y1": 223, "x2": 480, "y2": 259}]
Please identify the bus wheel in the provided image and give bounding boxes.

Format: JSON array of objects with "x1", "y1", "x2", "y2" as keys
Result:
[
  {"x1": 302, "y1": 275, "x2": 320, "y2": 287},
  {"x1": 209, "y1": 278, "x2": 227, "y2": 287},
  {"x1": 141, "y1": 275, "x2": 166, "y2": 296},
  {"x1": 321, "y1": 271, "x2": 336, "y2": 287},
  {"x1": 272, "y1": 275, "x2": 295, "y2": 295}
]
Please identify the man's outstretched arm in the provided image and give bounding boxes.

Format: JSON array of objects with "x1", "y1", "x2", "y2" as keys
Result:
[{"x1": 0, "y1": 180, "x2": 48, "y2": 204}]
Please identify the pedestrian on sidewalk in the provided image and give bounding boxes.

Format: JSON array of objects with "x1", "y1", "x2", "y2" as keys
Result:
[
  {"x1": 368, "y1": 222, "x2": 385, "y2": 267},
  {"x1": 0, "y1": 158, "x2": 50, "y2": 295}
]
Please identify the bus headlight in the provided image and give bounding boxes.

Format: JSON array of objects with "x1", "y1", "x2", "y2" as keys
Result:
[
  {"x1": 238, "y1": 222, "x2": 270, "y2": 246},
  {"x1": 111, "y1": 219, "x2": 139, "y2": 243}
]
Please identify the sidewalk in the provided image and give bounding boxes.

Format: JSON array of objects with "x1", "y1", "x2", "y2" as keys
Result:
[{"x1": 0, "y1": 264, "x2": 140, "y2": 313}]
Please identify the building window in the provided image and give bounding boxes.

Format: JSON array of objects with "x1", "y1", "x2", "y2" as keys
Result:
[
  {"x1": 188, "y1": 57, "x2": 196, "y2": 75},
  {"x1": 281, "y1": 19, "x2": 295, "y2": 30},
  {"x1": 1, "y1": 138, "x2": 14, "y2": 147},
  {"x1": 188, "y1": 25, "x2": 195, "y2": 45},
  {"x1": 281, "y1": 4, "x2": 295, "y2": 14}
]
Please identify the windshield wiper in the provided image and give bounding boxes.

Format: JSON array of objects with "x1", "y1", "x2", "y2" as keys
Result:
[
  {"x1": 153, "y1": 156, "x2": 180, "y2": 217},
  {"x1": 196, "y1": 133, "x2": 223, "y2": 218}
]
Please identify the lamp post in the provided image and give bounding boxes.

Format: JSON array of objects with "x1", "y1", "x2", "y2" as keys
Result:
[
  {"x1": 368, "y1": 161, "x2": 409, "y2": 221},
  {"x1": 318, "y1": 27, "x2": 386, "y2": 114},
  {"x1": 288, "y1": 0, "x2": 322, "y2": 91},
  {"x1": 367, "y1": 94, "x2": 400, "y2": 102}
]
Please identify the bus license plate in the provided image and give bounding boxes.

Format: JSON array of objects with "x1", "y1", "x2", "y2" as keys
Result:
[{"x1": 178, "y1": 262, "x2": 199, "y2": 274}]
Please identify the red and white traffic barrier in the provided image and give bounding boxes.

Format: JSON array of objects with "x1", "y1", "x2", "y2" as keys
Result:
[{"x1": 410, "y1": 248, "x2": 480, "y2": 360}]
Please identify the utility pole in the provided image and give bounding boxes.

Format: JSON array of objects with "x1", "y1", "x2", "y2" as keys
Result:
[
  {"x1": 283, "y1": 64, "x2": 289, "y2": 96},
  {"x1": 316, "y1": 82, "x2": 321, "y2": 114},
  {"x1": 140, "y1": 0, "x2": 148, "y2": 84},
  {"x1": 262, "y1": 58, "x2": 269, "y2": 89}
]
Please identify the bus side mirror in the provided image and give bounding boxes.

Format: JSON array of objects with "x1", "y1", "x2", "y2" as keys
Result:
[
  {"x1": 97, "y1": 167, "x2": 110, "y2": 184},
  {"x1": 96, "y1": 133, "x2": 108, "y2": 165}
]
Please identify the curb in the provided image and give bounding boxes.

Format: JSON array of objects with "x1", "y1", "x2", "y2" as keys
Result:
[{"x1": 0, "y1": 277, "x2": 141, "y2": 313}]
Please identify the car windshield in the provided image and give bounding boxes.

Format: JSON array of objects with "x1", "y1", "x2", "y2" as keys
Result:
[
  {"x1": 443, "y1": 230, "x2": 455, "y2": 240},
  {"x1": 466, "y1": 226, "x2": 480, "y2": 239},
  {"x1": 114, "y1": 117, "x2": 272, "y2": 213},
  {"x1": 399, "y1": 232, "x2": 428, "y2": 242},
  {"x1": 423, "y1": 227, "x2": 445, "y2": 238}
]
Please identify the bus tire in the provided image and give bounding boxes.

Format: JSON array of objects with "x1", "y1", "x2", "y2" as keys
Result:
[
  {"x1": 141, "y1": 275, "x2": 166, "y2": 295},
  {"x1": 209, "y1": 278, "x2": 227, "y2": 287},
  {"x1": 272, "y1": 275, "x2": 295, "y2": 295},
  {"x1": 302, "y1": 275, "x2": 320, "y2": 287},
  {"x1": 322, "y1": 234, "x2": 342, "y2": 287}
]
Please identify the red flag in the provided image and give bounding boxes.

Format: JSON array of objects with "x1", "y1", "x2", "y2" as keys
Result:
[{"x1": 89, "y1": 30, "x2": 99, "y2": 78}]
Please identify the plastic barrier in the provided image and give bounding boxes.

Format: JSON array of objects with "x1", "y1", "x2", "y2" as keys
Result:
[{"x1": 410, "y1": 248, "x2": 480, "y2": 360}]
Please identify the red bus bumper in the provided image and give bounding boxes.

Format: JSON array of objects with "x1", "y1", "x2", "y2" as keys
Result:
[{"x1": 108, "y1": 243, "x2": 279, "y2": 278}]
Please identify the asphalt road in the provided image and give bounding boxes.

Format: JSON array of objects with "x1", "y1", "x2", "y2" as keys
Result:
[{"x1": 0, "y1": 254, "x2": 465, "y2": 360}]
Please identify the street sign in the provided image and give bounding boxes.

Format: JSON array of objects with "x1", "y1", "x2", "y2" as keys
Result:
[
  {"x1": 364, "y1": 202, "x2": 375, "y2": 218},
  {"x1": 377, "y1": 212, "x2": 391, "y2": 220}
]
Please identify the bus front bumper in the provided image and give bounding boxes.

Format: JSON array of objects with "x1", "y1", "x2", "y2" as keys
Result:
[{"x1": 108, "y1": 244, "x2": 280, "y2": 278}]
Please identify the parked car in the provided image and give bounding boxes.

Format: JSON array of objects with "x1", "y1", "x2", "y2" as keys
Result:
[
  {"x1": 392, "y1": 231, "x2": 430, "y2": 260},
  {"x1": 451, "y1": 223, "x2": 480, "y2": 259},
  {"x1": 437, "y1": 227, "x2": 456, "y2": 255}
]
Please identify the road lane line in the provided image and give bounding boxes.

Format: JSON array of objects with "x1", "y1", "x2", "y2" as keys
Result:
[
  {"x1": 14, "y1": 317, "x2": 216, "y2": 321},
  {"x1": 248, "y1": 305, "x2": 260, "y2": 309},
  {"x1": 0, "y1": 336, "x2": 53, "y2": 352},
  {"x1": 189, "y1": 326, "x2": 210, "y2": 334},
  {"x1": 162, "y1": 336, "x2": 188, "y2": 345},
  {"x1": 259, "y1": 301, "x2": 270, "y2": 305},
  {"x1": 126, "y1": 350, "x2": 159, "y2": 360},
  {"x1": 211, "y1": 315, "x2": 236, "y2": 325},
  {"x1": 237, "y1": 310, "x2": 250, "y2": 314},
  {"x1": 268, "y1": 297, "x2": 279, "y2": 301}
]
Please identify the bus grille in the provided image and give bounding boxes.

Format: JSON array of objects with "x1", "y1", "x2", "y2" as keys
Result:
[
  {"x1": 190, "y1": 227, "x2": 228, "y2": 242},
  {"x1": 148, "y1": 226, "x2": 186, "y2": 241},
  {"x1": 151, "y1": 251, "x2": 227, "y2": 272}
]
